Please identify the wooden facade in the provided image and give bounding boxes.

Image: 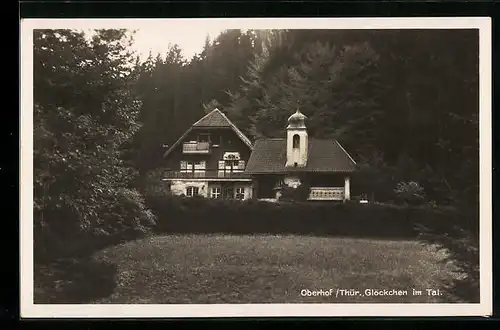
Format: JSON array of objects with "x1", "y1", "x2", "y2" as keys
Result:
[
  {"x1": 164, "y1": 128, "x2": 252, "y2": 173},
  {"x1": 162, "y1": 111, "x2": 254, "y2": 200}
]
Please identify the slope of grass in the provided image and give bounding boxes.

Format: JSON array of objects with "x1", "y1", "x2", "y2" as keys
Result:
[{"x1": 89, "y1": 234, "x2": 460, "y2": 304}]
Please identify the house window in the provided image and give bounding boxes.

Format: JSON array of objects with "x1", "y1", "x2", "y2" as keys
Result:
[
  {"x1": 194, "y1": 161, "x2": 206, "y2": 169},
  {"x1": 181, "y1": 161, "x2": 195, "y2": 173},
  {"x1": 210, "y1": 187, "x2": 221, "y2": 199},
  {"x1": 293, "y1": 134, "x2": 300, "y2": 148},
  {"x1": 211, "y1": 135, "x2": 220, "y2": 147},
  {"x1": 186, "y1": 186, "x2": 199, "y2": 197},
  {"x1": 225, "y1": 160, "x2": 239, "y2": 167},
  {"x1": 235, "y1": 187, "x2": 245, "y2": 200}
]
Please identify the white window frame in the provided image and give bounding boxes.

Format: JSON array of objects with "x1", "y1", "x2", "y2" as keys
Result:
[
  {"x1": 210, "y1": 187, "x2": 221, "y2": 199},
  {"x1": 224, "y1": 159, "x2": 239, "y2": 168},
  {"x1": 194, "y1": 160, "x2": 206, "y2": 169},
  {"x1": 186, "y1": 186, "x2": 199, "y2": 197},
  {"x1": 235, "y1": 187, "x2": 245, "y2": 200},
  {"x1": 181, "y1": 160, "x2": 195, "y2": 173}
]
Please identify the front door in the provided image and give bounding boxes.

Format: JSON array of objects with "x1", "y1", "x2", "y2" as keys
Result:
[{"x1": 222, "y1": 184, "x2": 234, "y2": 200}]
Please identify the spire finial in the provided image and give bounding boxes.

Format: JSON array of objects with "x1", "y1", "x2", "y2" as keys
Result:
[{"x1": 287, "y1": 107, "x2": 307, "y2": 129}]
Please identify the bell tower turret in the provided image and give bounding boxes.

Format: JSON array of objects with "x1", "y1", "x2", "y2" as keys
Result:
[{"x1": 285, "y1": 109, "x2": 308, "y2": 168}]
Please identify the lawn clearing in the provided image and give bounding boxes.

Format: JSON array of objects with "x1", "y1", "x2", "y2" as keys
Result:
[{"x1": 90, "y1": 234, "x2": 460, "y2": 304}]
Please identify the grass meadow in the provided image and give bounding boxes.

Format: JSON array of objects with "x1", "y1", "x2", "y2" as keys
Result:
[{"x1": 77, "y1": 234, "x2": 460, "y2": 304}]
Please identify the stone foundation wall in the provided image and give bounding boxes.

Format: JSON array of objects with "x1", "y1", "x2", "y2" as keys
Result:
[
  {"x1": 170, "y1": 180, "x2": 209, "y2": 197},
  {"x1": 170, "y1": 180, "x2": 253, "y2": 200}
]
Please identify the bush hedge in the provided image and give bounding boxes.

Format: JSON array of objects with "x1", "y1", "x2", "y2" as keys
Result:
[{"x1": 145, "y1": 195, "x2": 477, "y2": 241}]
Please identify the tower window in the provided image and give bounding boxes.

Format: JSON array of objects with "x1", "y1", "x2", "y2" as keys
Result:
[{"x1": 292, "y1": 134, "x2": 300, "y2": 148}]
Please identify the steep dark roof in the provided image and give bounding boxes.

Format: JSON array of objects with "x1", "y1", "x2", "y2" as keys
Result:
[
  {"x1": 163, "y1": 108, "x2": 253, "y2": 158},
  {"x1": 245, "y1": 138, "x2": 357, "y2": 174}
]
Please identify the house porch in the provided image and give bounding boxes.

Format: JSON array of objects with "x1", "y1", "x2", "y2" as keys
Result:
[{"x1": 253, "y1": 173, "x2": 351, "y2": 201}]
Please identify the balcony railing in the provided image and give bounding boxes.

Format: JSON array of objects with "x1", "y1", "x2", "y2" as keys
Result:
[
  {"x1": 164, "y1": 170, "x2": 251, "y2": 179},
  {"x1": 182, "y1": 141, "x2": 211, "y2": 154},
  {"x1": 308, "y1": 187, "x2": 345, "y2": 201}
]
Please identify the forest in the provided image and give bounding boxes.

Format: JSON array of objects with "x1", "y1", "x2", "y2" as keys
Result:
[
  {"x1": 133, "y1": 28, "x2": 479, "y2": 207},
  {"x1": 33, "y1": 28, "x2": 479, "y2": 260}
]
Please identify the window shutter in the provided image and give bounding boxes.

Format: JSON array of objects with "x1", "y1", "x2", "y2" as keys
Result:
[
  {"x1": 238, "y1": 160, "x2": 245, "y2": 169},
  {"x1": 180, "y1": 161, "x2": 187, "y2": 170}
]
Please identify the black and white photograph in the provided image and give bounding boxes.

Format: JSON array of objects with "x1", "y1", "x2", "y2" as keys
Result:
[{"x1": 20, "y1": 18, "x2": 492, "y2": 317}]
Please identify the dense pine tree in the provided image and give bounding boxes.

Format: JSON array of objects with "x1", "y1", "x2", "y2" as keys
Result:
[{"x1": 33, "y1": 29, "x2": 156, "y2": 260}]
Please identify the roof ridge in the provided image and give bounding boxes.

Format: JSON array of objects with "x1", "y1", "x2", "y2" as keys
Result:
[
  {"x1": 163, "y1": 108, "x2": 253, "y2": 158},
  {"x1": 192, "y1": 108, "x2": 220, "y2": 126}
]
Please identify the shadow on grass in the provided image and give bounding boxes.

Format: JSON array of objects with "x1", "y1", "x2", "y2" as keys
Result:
[{"x1": 34, "y1": 257, "x2": 118, "y2": 304}]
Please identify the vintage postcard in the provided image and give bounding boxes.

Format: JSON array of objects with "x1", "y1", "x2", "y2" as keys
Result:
[{"x1": 20, "y1": 17, "x2": 492, "y2": 317}]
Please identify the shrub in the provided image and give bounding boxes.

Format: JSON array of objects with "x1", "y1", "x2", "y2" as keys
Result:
[
  {"x1": 279, "y1": 186, "x2": 296, "y2": 201},
  {"x1": 35, "y1": 188, "x2": 157, "y2": 263},
  {"x1": 143, "y1": 168, "x2": 170, "y2": 197},
  {"x1": 394, "y1": 181, "x2": 426, "y2": 206},
  {"x1": 145, "y1": 195, "x2": 470, "y2": 241},
  {"x1": 278, "y1": 181, "x2": 311, "y2": 202},
  {"x1": 99, "y1": 188, "x2": 157, "y2": 238}
]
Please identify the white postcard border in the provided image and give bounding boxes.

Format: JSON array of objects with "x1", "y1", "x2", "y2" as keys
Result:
[{"x1": 20, "y1": 17, "x2": 492, "y2": 318}]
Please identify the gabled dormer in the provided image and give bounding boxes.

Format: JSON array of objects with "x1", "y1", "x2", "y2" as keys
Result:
[
  {"x1": 162, "y1": 109, "x2": 254, "y2": 179},
  {"x1": 163, "y1": 108, "x2": 252, "y2": 158}
]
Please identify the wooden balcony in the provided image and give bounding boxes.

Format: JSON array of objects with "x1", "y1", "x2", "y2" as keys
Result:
[
  {"x1": 182, "y1": 141, "x2": 211, "y2": 154},
  {"x1": 308, "y1": 187, "x2": 345, "y2": 201},
  {"x1": 164, "y1": 170, "x2": 251, "y2": 180}
]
